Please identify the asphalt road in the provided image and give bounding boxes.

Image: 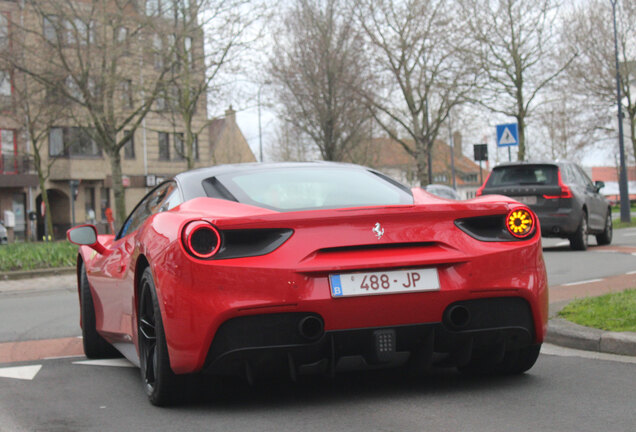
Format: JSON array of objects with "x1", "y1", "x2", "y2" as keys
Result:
[
  {"x1": 0, "y1": 347, "x2": 635, "y2": 432},
  {"x1": 1, "y1": 231, "x2": 636, "y2": 430}
]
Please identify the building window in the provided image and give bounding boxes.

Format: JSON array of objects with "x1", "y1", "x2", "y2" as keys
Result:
[
  {"x1": 66, "y1": 76, "x2": 82, "y2": 101},
  {"x1": 49, "y1": 127, "x2": 64, "y2": 156},
  {"x1": 0, "y1": 129, "x2": 16, "y2": 174},
  {"x1": 49, "y1": 127, "x2": 101, "y2": 157},
  {"x1": 123, "y1": 130, "x2": 135, "y2": 159},
  {"x1": 146, "y1": 0, "x2": 160, "y2": 15},
  {"x1": 153, "y1": 34, "x2": 163, "y2": 70},
  {"x1": 0, "y1": 70, "x2": 11, "y2": 96},
  {"x1": 185, "y1": 36, "x2": 193, "y2": 67},
  {"x1": 116, "y1": 26, "x2": 129, "y2": 55},
  {"x1": 0, "y1": 14, "x2": 9, "y2": 49},
  {"x1": 43, "y1": 15, "x2": 59, "y2": 43},
  {"x1": 120, "y1": 79, "x2": 132, "y2": 108},
  {"x1": 66, "y1": 18, "x2": 94, "y2": 46},
  {"x1": 158, "y1": 132, "x2": 170, "y2": 160}
]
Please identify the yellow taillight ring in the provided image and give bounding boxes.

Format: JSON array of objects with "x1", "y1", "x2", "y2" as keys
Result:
[{"x1": 506, "y1": 207, "x2": 536, "y2": 239}]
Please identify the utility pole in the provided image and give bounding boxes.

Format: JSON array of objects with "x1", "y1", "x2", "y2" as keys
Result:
[{"x1": 611, "y1": 0, "x2": 630, "y2": 222}]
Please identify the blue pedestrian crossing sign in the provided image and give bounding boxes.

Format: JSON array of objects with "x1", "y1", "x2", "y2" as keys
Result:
[{"x1": 496, "y1": 123, "x2": 518, "y2": 147}]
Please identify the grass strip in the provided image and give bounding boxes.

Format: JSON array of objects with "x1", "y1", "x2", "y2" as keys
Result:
[
  {"x1": 0, "y1": 241, "x2": 77, "y2": 272},
  {"x1": 558, "y1": 289, "x2": 636, "y2": 332}
]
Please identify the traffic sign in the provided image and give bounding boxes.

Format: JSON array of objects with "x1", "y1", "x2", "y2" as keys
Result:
[{"x1": 496, "y1": 123, "x2": 518, "y2": 147}]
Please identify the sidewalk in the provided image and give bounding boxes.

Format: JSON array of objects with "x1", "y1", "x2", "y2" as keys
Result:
[{"x1": 546, "y1": 272, "x2": 636, "y2": 356}]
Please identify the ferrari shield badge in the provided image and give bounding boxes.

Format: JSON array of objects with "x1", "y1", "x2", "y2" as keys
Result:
[{"x1": 372, "y1": 222, "x2": 385, "y2": 239}]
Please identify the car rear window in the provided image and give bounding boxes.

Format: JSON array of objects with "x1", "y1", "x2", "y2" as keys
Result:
[
  {"x1": 486, "y1": 165, "x2": 558, "y2": 187},
  {"x1": 208, "y1": 166, "x2": 413, "y2": 212}
]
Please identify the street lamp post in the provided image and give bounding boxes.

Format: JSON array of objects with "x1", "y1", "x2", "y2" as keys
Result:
[
  {"x1": 611, "y1": 0, "x2": 630, "y2": 223},
  {"x1": 257, "y1": 81, "x2": 271, "y2": 163}
]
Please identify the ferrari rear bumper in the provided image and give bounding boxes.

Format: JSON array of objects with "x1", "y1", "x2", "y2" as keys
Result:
[{"x1": 202, "y1": 297, "x2": 535, "y2": 379}]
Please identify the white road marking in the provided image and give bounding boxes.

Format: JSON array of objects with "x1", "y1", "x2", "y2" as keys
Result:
[
  {"x1": 626, "y1": 270, "x2": 636, "y2": 275},
  {"x1": 562, "y1": 278, "x2": 603, "y2": 286},
  {"x1": 43, "y1": 355, "x2": 85, "y2": 361},
  {"x1": 541, "y1": 343, "x2": 636, "y2": 365},
  {"x1": 555, "y1": 241, "x2": 570, "y2": 247},
  {"x1": 72, "y1": 358, "x2": 135, "y2": 368},
  {"x1": 623, "y1": 233, "x2": 636, "y2": 237},
  {"x1": 0, "y1": 364, "x2": 42, "y2": 380}
]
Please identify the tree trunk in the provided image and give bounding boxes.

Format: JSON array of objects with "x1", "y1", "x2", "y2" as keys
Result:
[
  {"x1": 517, "y1": 115, "x2": 526, "y2": 161},
  {"x1": 108, "y1": 150, "x2": 126, "y2": 228},
  {"x1": 415, "y1": 138, "x2": 429, "y2": 186}
]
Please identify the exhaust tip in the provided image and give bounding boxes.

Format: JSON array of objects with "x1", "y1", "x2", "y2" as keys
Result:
[
  {"x1": 445, "y1": 305, "x2": 471, "y2": 329},
  {"x1": 298, "y1": 316, "x2": 324, "y2": 341}
]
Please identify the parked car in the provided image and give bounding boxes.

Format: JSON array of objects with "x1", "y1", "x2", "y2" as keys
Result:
[
  {"x1": 425, "y1": 184, "x2": 461, "y2": 200},
  {"x1": 477, "y1": 161, "x2": 612, "y2": 250},
  {"x1": 68, "y1": 162, "x2": 548, "y2": 406},
  {"x1": 0, "y1": 222, "x2": 7, "y2": 244}
]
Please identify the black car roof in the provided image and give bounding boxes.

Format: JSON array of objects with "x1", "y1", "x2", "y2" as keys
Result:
[
  {"x1": 493, "y1": 160, "x2": 572, "y2": 168},
  {"x1": 174, "y1": 161, "x2": 375, "y2": 202}
]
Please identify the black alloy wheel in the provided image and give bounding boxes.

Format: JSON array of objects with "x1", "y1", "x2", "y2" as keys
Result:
[
  {"x1": 570, "y1": 212, "x2": 588, "y2": 251},
  {"x1": 138, "y1": 267, "x2": 183, "y2": 406},
  {"x1": 79, "y1": 262, "x2": 120, "y2": 358},
  {"x1": 596, "y1": 211, "x2": 613, "y2": 246}
]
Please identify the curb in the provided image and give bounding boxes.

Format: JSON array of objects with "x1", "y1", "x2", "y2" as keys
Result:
[
  {"x1": 0, "y1": 267, "x2": 75, "y2": 281},
  {"x1": 546, "y1": 318, "x2": 636, "y2": 357}
]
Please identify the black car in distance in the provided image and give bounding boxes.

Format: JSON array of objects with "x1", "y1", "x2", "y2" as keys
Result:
[{"x1": 477, "y1": 161, "x2": 612, "y2": 250}]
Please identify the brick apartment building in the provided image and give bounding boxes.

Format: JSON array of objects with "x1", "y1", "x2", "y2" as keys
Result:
[{"x1": 0, "y1": 1, "x2": 254, "y2": 241}]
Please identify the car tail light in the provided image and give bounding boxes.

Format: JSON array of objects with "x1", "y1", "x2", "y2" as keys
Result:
[
  {"x1": 506, "y1": 207, "x2": 536, "y2": 239},
  {"x1": 182, "y1": 221, "x2": 221, "y2": 259},
  {"x1": 543, "y1": 170, "x2": 572, "y2": 199}
]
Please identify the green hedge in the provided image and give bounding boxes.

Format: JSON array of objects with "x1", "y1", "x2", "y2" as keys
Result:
[{"x1": 0, "y1": 241, "x2": 78, "y2": 272}]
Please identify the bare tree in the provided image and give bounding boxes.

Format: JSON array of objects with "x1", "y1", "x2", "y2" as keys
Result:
[
  {"x1": 158, "y1": 0, "x2": 265, "y2": 169},
  {"x1": 8, "y1": 0, "x2": 169, "y2": 225},
  {"x1": 269, "y1": 0, "x2": 375, "y2": 162},
  {"x1": 563, "y1": 0, "x2": 636, "y2": 161},
  {"x1": 355, "y1": 0, "x2": 478, "y2": 185},
  {"x1": 460, "y1": 0, "x2": 575, "y2": 161},
  {"x1": 270, "y1": 120, "x2": 314, "y2": 162}
]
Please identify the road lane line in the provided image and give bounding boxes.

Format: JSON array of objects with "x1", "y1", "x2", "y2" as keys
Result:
[
  {"x1": 562, "y1": 278, "x2": 604, "y2": 287},
  {"x1": 0, "y1": 364, "x2": 42, "y2": 380}
]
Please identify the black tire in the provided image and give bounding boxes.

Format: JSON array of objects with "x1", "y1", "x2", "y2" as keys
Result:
[
  {"x1": 138, "y1": 267, "x2": 184, "y2": 406},
  {"x1": 460, "y1": 344, "x2": 541, "y2": 376},
  {"x1": 595, "y1": 211, "x2": 613, "y2": 246},
  {"x1": 569, "y1": 211, "x2": 588, "y2": 251},
  {"x1": 79, "y1": 262, "x2": 120, "y2": 358}
]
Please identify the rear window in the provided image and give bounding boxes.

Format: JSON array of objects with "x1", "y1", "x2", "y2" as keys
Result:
[
  {"x1": 486, "y1": 165, "x2": 558, "y2": 187},
  {"x1": 207, "y1": 166, "x2": 413, "y2": 212}
]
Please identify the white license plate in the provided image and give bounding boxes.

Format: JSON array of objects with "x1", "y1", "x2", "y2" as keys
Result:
[
  {"x1": 514, "y1": 195, "x2": 537, "y2": 205},
  {"x1": 329, "y1": 268, "x2": 440, "y2": 298}
]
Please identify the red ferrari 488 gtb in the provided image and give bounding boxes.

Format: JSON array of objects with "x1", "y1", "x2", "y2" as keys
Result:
[{"x1": 67, "y1": 162, "x2": 548, "y2": 406}]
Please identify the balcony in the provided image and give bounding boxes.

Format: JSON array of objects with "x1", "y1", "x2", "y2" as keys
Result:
[{"x1": 0, "y1": 155, "x2": 39, "y2": 188}]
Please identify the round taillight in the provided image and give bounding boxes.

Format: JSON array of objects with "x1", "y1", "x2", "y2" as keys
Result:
[
  {"x1": 506, "y1": 208, "x2": 536, "y2": 239},
  {"x1": 182, "y1": 221, "x2": 221, "y2": 258}
]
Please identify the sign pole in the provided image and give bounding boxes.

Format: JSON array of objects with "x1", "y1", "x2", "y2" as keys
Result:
[{"x1": 508, "y1": 147, "x2": 511, "y2": 162}]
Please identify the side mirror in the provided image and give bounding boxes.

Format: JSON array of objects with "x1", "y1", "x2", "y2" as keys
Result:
[
  {"x1": 67, "y1": 225, "x2": 108, "y2": 255},
  {"x1": 594, "y1": 181, "x2": 605, "y2": 192}
]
